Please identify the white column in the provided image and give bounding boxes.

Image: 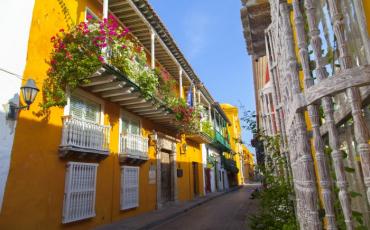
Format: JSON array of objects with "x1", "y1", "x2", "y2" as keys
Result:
[
  {"x1": 208, "y1": 104, "x2": 212, "y2": 122},
  {"x1": 179, "y1": 68, "x2": 183, "y2": 98},
  {"x1": 197, "y1": 90, "x2": 201, "y2": 105},
  {"x1": 193, "y1": 85, "x2": 196, "y2": 107},
  {"x1": 103, "y1": 0, "x2": 109, "y2": 19},
  {"x1": 151, "y1": 29, "x2": 156, "y2": 69}
]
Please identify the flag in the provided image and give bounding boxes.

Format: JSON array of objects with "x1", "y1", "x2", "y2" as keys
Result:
[{"x1": 186, "y1": 84, "x2": 193, "y2": 107}]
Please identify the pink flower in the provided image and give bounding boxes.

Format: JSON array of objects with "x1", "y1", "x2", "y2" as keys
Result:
[
  {"x1": 59, "y1": 28, "x2": 64, "y2": 33},
  {"x1": 65, "y1": 51, "x2": 72, "y2": 60},
  {"x1": 50, "y1": 36, "x2": 56, "y2": 42},
  {"x1": 86, "y1": 14, "x2": 93, "y2": 20},
  {"x1": 98, "y1": 56, "x2": 105, "y2": 63},
  {"x1": 121, "y1": 27, "x2": 129, "y2": 36}
]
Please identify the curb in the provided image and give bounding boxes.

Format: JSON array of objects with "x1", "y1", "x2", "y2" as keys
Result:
[{"x1": 139, "y1": 186, "x2": 242, "y2": 230}]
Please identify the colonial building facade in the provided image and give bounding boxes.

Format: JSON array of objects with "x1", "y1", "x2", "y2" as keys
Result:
[
  {"x1": 241, "y1": 0, "x2": 370, "y2": 229},
  {"x1": 0, "y1": 0, "x2": 248, "y2": 229}
]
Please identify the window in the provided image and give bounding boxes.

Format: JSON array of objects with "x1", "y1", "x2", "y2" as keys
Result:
[
  {"x1": 70, "y1": 95, "x2": 101, "y2": 123},
  {"x1": 62, "y1": 162, "x2": 98, "y2": 224},
  {"x1": 85, "y1": 8, "x2": 99, "y2": 21},
  {"x1": 120, "y1": 166, "x2": 139, "y2": 210},
  {"x1": 121, "y1": 116, "x2": 140, "y2": 135}
]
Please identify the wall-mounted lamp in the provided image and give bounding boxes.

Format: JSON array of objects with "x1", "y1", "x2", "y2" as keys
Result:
[
  {"x1": 149, "y1": 130, "x2": 158, "y2": 142},
  {"x1": 7, "y1": 79, "x2": 39, "y2": 120}
]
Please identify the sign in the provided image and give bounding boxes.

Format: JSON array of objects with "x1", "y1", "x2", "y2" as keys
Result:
[{"x1": 149, "y1": 165, "x2": 156, "y2": 184}]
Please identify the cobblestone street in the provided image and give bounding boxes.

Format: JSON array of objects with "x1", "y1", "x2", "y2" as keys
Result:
[{"x1": 151, "y1": 184, "x2": 260, "y2": 230}]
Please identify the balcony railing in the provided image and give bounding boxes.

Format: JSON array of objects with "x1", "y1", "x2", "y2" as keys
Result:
[
  {"x1": 212, "y1": 130, "x2": 231, "y2": 152},
  {"x1": 60, "y1": 116, "x2": 110, "y2": 156},
  {"x1": 119, "y1": 133, "x2": 149, "y2": 162}
]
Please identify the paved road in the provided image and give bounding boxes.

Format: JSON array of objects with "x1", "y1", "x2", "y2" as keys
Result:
[{"x1": 151, "y1": 184, "x2": 260, "y2": 230}]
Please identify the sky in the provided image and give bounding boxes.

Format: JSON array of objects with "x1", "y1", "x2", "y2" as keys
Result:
[{"x1": 148, "y1": 0, "x2": 256, "y2": 152}]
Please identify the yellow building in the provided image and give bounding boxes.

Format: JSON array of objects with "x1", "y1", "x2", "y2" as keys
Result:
[
  {"x1": 0, "y1": 0, "x2": 233, "y2": 229},
  {"x1": 220, "y1": 104, "x2": 253, "y2": 186}
]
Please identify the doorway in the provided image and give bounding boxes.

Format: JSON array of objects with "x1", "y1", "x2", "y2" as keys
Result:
[
  {"x1": 192, "y1": 162, "x2": 199, "y2": 197},
  {"x1": 205, "y1": 168, "x2": 211, "y2": 193},
  {"x1": 161, "y1": 151, "x2": 172, "y2": 205}
]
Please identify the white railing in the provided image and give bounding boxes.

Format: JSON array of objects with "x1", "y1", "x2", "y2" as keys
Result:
[
  {"x1": 60, "y1": 116, "x2": 110, "y2": 153},
  {"x1": 120, "y1": 133, "x2": 149, "y2": 159}
]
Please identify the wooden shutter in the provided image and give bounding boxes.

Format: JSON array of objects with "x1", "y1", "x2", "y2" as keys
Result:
[
  {"x1": 70, "y1": 95, "x2": 100, "y2": 123},
  {"x1": 130, "y1": 120, "x2": 140, "y2": 135},
  {"x1": 62, "y1": 162, "x2": 98, "y2": 224},
  {"x1": 70, "y1": 96, "x2": 84, "y2": 119},
  {"x1": 120, "y1": 166, "x2": 139, "y2": 210}
]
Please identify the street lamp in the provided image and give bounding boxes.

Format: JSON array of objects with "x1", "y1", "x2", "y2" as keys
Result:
[
  {"x1": 20, "y1": 79, "x2": 39, "y2": 109},
  {"x1": 7, "y1": 78, "x2": 39, "y2": 119}
]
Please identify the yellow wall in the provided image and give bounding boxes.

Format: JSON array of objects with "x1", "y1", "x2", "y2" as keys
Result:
[
  {"x1": 0, "y1": 0, "x2": 204, "y2": 229},
  {"x1": 220, "y1": 104, "x2": 249, "y2": 185}
]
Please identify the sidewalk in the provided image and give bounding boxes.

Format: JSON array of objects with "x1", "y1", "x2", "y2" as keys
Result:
[{"x1": 96, "y1": 187, "x2": 241, "y2": 230}]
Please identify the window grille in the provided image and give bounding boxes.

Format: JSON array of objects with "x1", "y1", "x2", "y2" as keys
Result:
[
  {"x1": 120, "y1": 166, "x2": 139, "y2": 210},
  {"x1": 62, "y1": 162, "x2": 98, "y2": 223}
]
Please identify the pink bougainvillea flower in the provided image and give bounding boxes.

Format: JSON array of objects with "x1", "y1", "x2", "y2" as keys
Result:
[
  {"x1": 59, "y1": 28, "x2": 64, "y2": 33},
  {"x1": 50, "y1": 36, "x2": 56, "y2": 42},
  {"x1": 98, "y1": 56, "x2": 105, "y2": 63},
  {"x1": 86, "y1": 14, "x2": 93, "y2": 20},
  {"x1": 121, "y1": 27, "x2": 129, "y2": 37},
  {"x1": 65, "y1": 51, "x2": 72, "y2": 60}
]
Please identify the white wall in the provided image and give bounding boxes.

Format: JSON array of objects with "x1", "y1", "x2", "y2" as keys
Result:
[{"x1": 0, "y1": 0, "x2": 35, "y2": 210}]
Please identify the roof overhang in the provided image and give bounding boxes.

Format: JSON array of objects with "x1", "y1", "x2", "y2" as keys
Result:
[
  {"x1": 82, "y1": 64, "x2": 179, "y2": 131},
  {"x1": 240, "y1": 0, "x2": 271, "y2": 58}
]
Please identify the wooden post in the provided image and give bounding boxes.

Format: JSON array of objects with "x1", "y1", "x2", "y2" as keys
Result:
[
  {"x1": 280, "y1": 3, "x2": 321, "y2": 229},
  {"x1": 179, "y1": 68, "x2": 183, "y2": 98},
  {"x1": 327, "y1": 0, "x2": 370, "y2": 206},
  {"x1": 151, "y1": 29, "x2": 155, "y2": 69},
  {"x1": 292, "y1": 1, "x2": 337, "y2": 229}
]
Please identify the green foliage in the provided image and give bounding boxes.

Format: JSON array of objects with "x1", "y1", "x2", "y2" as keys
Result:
[
  {"x1": 110, "y1": 38, "x2": 158, "y2": 99},
  {"x1": 43, "y1": 26, "x2": 102, "y2": 108},
  {"x1": 201, "y1": 120, "x2": 214, "y2": 138},
  {"x1": 241, "y1": 108, "x2": 297, "y2": 229},
  {"x1": 43, "y1": 18, "x2": 158, "y2": 109},
  {"x1": 249, "y1": 162, "x2": 297, "y2": 230}
]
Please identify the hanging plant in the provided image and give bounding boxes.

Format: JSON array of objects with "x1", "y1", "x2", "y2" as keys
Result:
[{"x1": 42, "y1": 16, "x2": 159, "y2": 109}]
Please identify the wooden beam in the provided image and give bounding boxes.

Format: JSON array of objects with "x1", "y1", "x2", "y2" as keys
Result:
[
  {"x1": 91, "y1": 82, "x2": 126, "y2": 93},
  {"x1": 110, "y1": 92, "x2": 140, "y2": 102},
  {"x1": 83, "y1": 74, "x2": 117, "y2": 87},
  {"x1": 101, "y1": 87, "x2": 134, "y2": 98},
  {"x1": 120, "y1": 98, "x2": 147, "y2": 106}
]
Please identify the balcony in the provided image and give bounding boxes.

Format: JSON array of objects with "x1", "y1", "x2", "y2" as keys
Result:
[
  {"x1": 119, "y1": 133, "x2": 149, "y2": 164},
  {"x1": 59, "y1": 116, "x2": 110, "y2": 158},
  {"x1": 82, "y1": 65, "x2": 179, "y2": 132},
  {"x1": 211, "y1": 130, "x2": 231, "y2": 152},
  {"x1": 186, "y1": 121, "x2": 214, "y2": 144}
]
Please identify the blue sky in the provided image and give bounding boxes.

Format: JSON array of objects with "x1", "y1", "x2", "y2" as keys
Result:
[{"x1": 148, "y1": 0, "x2": 255, "y2": 152}]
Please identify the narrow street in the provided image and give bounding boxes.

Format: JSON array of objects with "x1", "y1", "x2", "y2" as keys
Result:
[{"x1": 151, "y1": 184, "x2": 260, "y2": 230}]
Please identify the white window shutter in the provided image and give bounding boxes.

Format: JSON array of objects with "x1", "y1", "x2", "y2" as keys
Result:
[
  {"x1": 70, "y1": 96, "x2": 84, "y2": 119},
  {"x1": 120, "y1": 166, "x2": 139, "y2": 210},
  {"x1": 62, "y1": 162, "x2": 98, "y2": 224},
  {"x1": 70, "y1": 95, "x2": 100, "y2": 123}
]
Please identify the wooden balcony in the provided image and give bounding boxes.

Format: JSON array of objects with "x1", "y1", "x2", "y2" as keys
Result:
[
  {"x1": 82, "y1": 65, "x2": 179, "y2": 132},
  {"x1": 186, "y1": 123, "x2": 213, "y2": 144},
  {"x1": 119, "y1": 133, "x2": 149, "y2": 164},
  {"x1": 211, "y1": 130, "x2": 231, "y2": 152},
  {"x1": 59, "y1": 116, "x2": 110, "y2": 158}
]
